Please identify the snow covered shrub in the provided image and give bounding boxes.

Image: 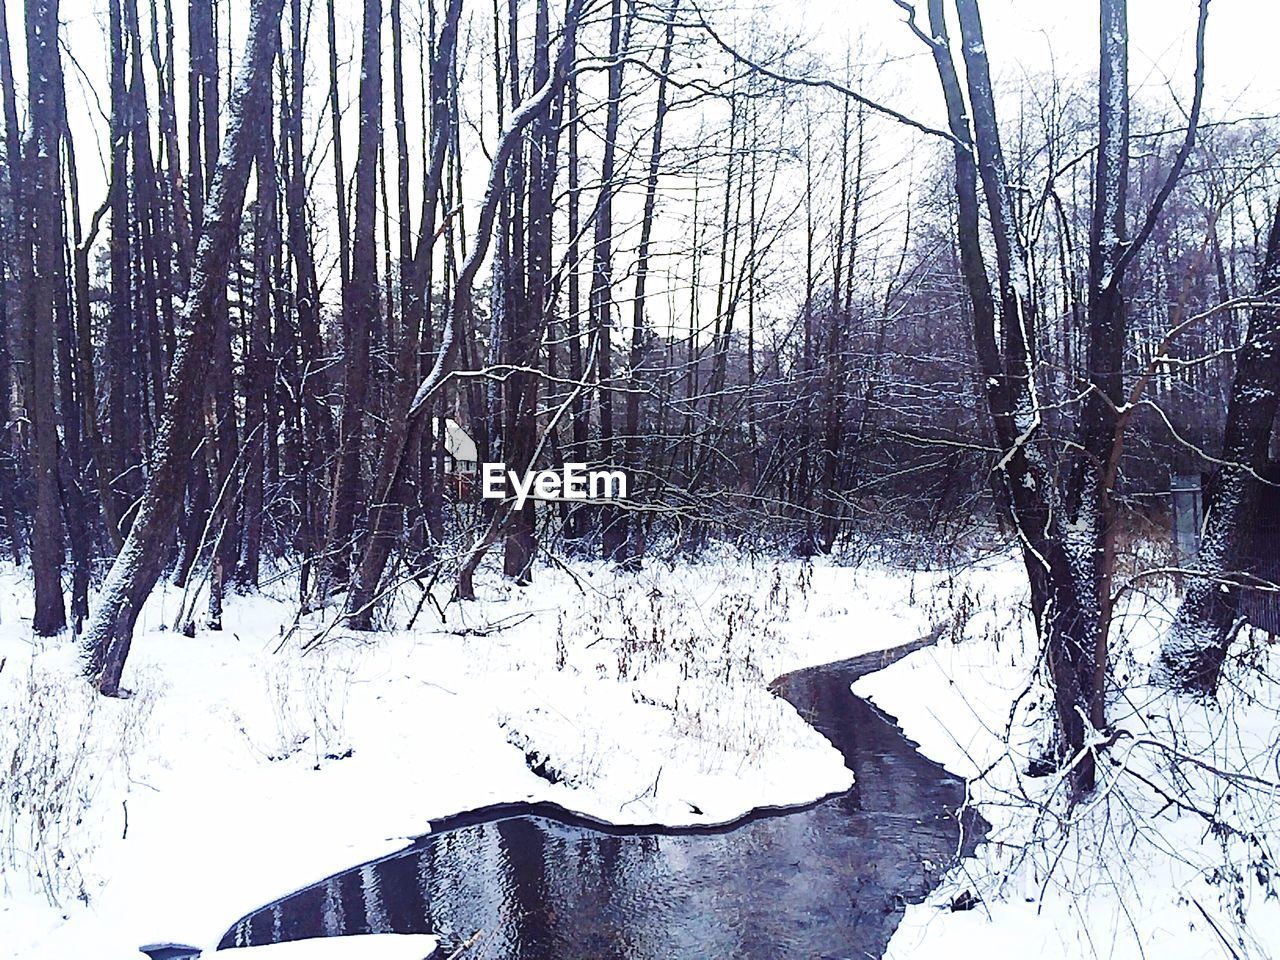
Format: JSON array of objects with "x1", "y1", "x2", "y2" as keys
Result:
[
  {"x1": 0, "y1": 654, "x2": 153, "y2": 906},
  {"x1": 910, "y1": 569, "x2": 996, "y2": 647},
  {"x1": 765, "y1": 560, "x2": 812, "y2": 614},
  {"x1": 501, "y1": 709, "x2": 605, "y2": 789},
  {"x1": 527, "y1": 562, "x2": 798, "y2": 784},
  {"x1": 261, "y1": 648, "x2": 353, "y2": 768}
]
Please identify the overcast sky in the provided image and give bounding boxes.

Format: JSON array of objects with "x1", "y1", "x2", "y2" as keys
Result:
[
  {"x1": 787, "y1": 0, "x2": 1277, "y2": 125},
  {"x1": 5, "y1": 0, "x2": 1274, "y2": 333},
  {"x1": 20, "y1": 0, "x2": 1274, "y2": 175}
]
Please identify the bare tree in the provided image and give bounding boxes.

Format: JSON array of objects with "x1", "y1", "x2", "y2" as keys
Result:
[
  {"x1": 83, "y1": 0, "x2": 286, "y2": 696},
  {"x1": 913, "y1": 0, "x2": 1208, "y2": 793},
  {"x1": 1157, "y1": 197, "x2": 1280, "y2": 693},
  {"x1": 22, "y1": 0, "x2": 67, "y2": 636}
]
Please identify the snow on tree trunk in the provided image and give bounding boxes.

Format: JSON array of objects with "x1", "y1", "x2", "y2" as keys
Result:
[
  {"x1": 83, "y1": 0, "x2": 286, "y2": 696},
  {"x1": 1156, "y1": 196, "x2": 1280, "y2": 694}
]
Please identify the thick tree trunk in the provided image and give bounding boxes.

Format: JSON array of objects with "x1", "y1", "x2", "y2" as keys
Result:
[
  {"x1": 23, "y1": 0, "x2": 68, "y2": 636},
  {"x1": 83, "y1": 0, "x2": 285, "y2": 696},
  {"x1": 1157, "y1": 198, "x2": 1280, "y2": 693},
  {"x1": 924, "y1": 0, "x2": 1205, "y2": 794}
]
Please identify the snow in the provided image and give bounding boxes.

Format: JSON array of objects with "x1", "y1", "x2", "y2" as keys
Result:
[
  {"x1": 851, "y1": 557, "x2": 1280, "y2": 959},
  {"x1": 205, "y1": 934, "x2": 439, "y2": 958},
  {"x1": 0, "y1": 553, "x2": 938, "y2": 959},
  {"x1": 11, "y1": 548, "x2": 1280, "y2": 959}
]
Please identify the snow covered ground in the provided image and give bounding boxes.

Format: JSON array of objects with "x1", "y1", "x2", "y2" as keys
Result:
[
  {"x1": 7, "y1": 548, "x2": 1280, "y2": 959},
  {"x1": 853, "y1": 561, "x2": 1280, "y2": 959},
  {"x1": 0, "y1": 551, "x2": 952, "y2": 959}
]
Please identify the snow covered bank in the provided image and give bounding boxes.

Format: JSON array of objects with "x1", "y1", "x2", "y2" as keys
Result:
[
  {"x1": 852, "y1": 558, "x2": 1280, "y2": 959},
  {"x1": 0, "y1": 553, "x2": 948, "y2": 958},
  {"x1": 200, "y1": 934, "x2": 439, "y2": 958}
]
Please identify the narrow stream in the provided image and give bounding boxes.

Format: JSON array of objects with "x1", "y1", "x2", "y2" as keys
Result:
[{"x1": 218, "y1": 637, "x2": 984, "y2": 958}]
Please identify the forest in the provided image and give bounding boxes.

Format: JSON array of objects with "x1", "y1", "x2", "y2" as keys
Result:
[{"x1": 3, "y1": 0, "x2": 1280, "y2": 957}]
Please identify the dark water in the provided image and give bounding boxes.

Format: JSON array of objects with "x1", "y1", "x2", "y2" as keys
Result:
[{"x1": 218, "y1": 637, "x2": 984, "y2": 958}]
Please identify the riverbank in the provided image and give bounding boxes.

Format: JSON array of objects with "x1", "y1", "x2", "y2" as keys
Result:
[
  {"x1": 854, "y1": 571, "x2": 1280, "y2": 959},
  {"x1": 0, "y1": 552, "x2": 977, "y2": 958}
]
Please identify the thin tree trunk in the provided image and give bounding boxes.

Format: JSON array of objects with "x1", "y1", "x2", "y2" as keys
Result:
[
  {"x1": 241, "y1": 94, "x2": 277, "y2": 588},
  {"x1": 345, "y1": 0, "x2": 463, "y2": 627},
  {"x1": 594, "y1": 0, "x2": 626, "y2": 562},
  {"x1": 0, "y1": 0, "x2": 26, "y2": 563},
  {"x1": 619, "y1": 0, "x2": 678, "y2": 567},
  {"x1": 329, "y1": 0, "x2": 382, "y2": 584}
]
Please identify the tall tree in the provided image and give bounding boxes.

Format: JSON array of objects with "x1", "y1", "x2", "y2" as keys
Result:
[
  {"x1": 619, "y1": 0, "x2": 679, "y2": 566},
  {"x1": 83, "y1": 0, "x2": 286, "y2": 696},
  {"x1": 284, "y1": 0, "x2": 326, "y2": 602},
  {"x1": 594, "y1": 0, "x2": 627, "y2": 561},
  {"x1": 23, "y1": 0, "x2": 68, "y2": 635},
  {"x1": 345, "y1": 0, "x2": 464, "y2": 627},
  {"x1": 103, "y1": 0, "x2": 133, "y2": 537},
  {"x1": 0, "y1": 0, "x2": 25, "y2": 563},
  {"x1": 241, "y1": 85, "x2": 279, "y2": 588},
  {"x1": 427, "y1": 0, "x2": 588, "y2": 601},
  {"x1": 330, "y1": 0, "x2": 383, "y2": 581},
  {"x1": 1157, "y1": 198, "x2": 1280, "y2": 693},
  {"x1": 915, "y1": 0, "x2": 1207, "y2": 794}
]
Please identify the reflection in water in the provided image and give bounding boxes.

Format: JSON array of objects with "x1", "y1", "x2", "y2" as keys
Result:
[{"x1": 219, "y1": 641, "x2": 984, "y2": 958}]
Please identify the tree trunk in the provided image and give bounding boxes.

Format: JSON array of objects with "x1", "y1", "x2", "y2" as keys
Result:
[
  {"x1": 23, "y1": 0, "x2": 68, "y2": 636},
  {"x1": 329, "y1": 0, "x2": 382, "y2": 584},
  {"x1": 241, "y1": 95, "x2": 277, "y2": 589},
  {"x1": 594, "y1": 0, "x2": 626, "y2": 562},
  {"x1": 0, "y1": 0, "x2": 24, "y2": 562},
  {"x1": 344, "y1": 0, "x2": 463, "y2": 628},
  {"x1": 1157, "y1": 197, "x2": 1280, "y2": 693},
  {"x1": 285, "y1": 0, "x2": 326, "y2": 603},
  {"x1": 618, "y1": 0, "x2": 678, "y2": 568},
  {"x1": 83, "y1": 0, "x2": 285, "y2": 696}
]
